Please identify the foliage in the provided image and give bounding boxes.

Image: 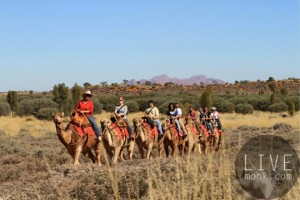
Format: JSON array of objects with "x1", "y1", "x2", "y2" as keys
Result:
[
  {"x1": 267, "y1": 102, "x2": 288, "y2": 112},
  {"x1": 235, "y1": 103, "x2": 254, "y2": 114},
  {"x1": 36, "y1": 107, "x2": 58, "y2": 120},
  {"x1": 0, "y1": 102, "x2": 11, "y2": 116},
  {"x1": 126, "y1": 101, "x2": 139, "y2": 113},
  {"x1": 83, "y1": 82, "x2": 92, "y2": 88},
  {"x1": 213, "y1": 100, "x2": 235, "y2": 113},
  {"x1": 18, "y1": 98, "x2": 58, "y2": 116},
  {"x1": 52, "y1": 83, "x2": 69, "y2": 111},
  {"x1": 200, "y1": 86, "x2": 213, "y2": 109},
  {"x1": 287, "y1": 101, "x2": 295, "y2": 116},
  {"x1": 71, "y1": 83, "x2": 82, "y2": 107},
  {"x1": 6, "y1": 91, "x2": 19, "y2": 116}
]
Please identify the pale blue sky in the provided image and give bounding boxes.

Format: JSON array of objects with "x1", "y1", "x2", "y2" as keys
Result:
[{"x1": 0, "y1": 0, "x2": 299, "y2": 91}]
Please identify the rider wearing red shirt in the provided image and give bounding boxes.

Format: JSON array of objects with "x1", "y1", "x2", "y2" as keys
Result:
[{"x1": 76, "y1": 90, "x2": 102, "y2": 140}]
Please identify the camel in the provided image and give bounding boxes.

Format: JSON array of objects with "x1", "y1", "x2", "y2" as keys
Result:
[
  {"x1": 185, "y1": 118, "x2": 209, "y2": 155},
  {"x1": 133, "y1": 118, "x2": 164, "y2": 159},
  {"x1": 52, "y1": 112, "x2": 101, "y2": 166},
  {"x1": 163, "y1": 120, "x2": 187, "y2": 157},
  {"x1": 210, "y1": 122, "x2": 223, "y2": 152},
  {"x1": 100, "y1": 120, "x2": 134, "y2": 165}
]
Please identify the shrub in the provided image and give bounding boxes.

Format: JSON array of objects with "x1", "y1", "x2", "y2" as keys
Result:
[
  {"x1": 37, "y1": 108, "x2": 58, "y2": 120},
  {"x1": 93, "y1": 100, "x2": 103, "y2": 114},
  {"x1": 215, "y1": 101, "x2": 235, "y2": 113},
  {"x1": 0, "y1": 102, "x2": 11, "y2": 116},
  {"x1": 256, "y1": 99, "x2": 271, "y2": 111},
  {"x1": 235, "y1": 103, "x2": 254, "y2": 114},
  {"x1": 126, "y1": 101, "x2": 139, "y2": 113},
  {"x1": 267, "y1": 102, "x2": 288, "y2": 112},
  {"x1": 19, "y1": 98, "x2": 57, "y2": 116}
]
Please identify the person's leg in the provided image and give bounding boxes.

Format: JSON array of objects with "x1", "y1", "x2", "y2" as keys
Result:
[
  {"x1": 207, "y1": 122, "x2": 214, "y2": 135},
  {"x1": 123, "y1": 118, "x2": 134, "y2": 137},
  {"x1": 87, "y1": 115, "x2": 101, "y2": 138},
  {"x1": 154, "y1": 119, "x2": 163, "y2": 135},
  {"x1": 174, "y1": 119, "x2": 181, "y2": 136},
  {"x1": 179, "y1": 119, "x2": 187, "y2": 135},
  {"x1": 216, "y1": 119, "x2": 222, "y2": 130},
  {"x1": 195, "y1": 122, "x2": 202, "y2": 135},
  {"x1": 147, "y1": 118, "x2": 155, "y2": 129}
]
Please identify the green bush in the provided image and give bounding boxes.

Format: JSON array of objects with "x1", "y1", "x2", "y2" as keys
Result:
[
  {"x1": 93, "y1": 100, "x2": 103, "y2": 114},
  {"x1": 267, "y1": 102, "x2": 288, "y2": 112},
  {"x1": 0, "y1": 102, "x2": 11, "y2": 116},
  {"x1": 235, "y1": 103, "x2": 254, "y2": 114},
  {"x1": 19, "y1": 98, "x2": 57, "y2": 116},
  {"x1": 214, "y1": 101, "x2": 235, "y2": 113},
  {"x1": 256, "y1": 99, "x2": 271, "y2": 111},
  {"x1": 126, "y1": 101, "x2": 139, "y2": 113},
  {"x1": 37, "y1": 108, "x2": 58, "y2": 120}
]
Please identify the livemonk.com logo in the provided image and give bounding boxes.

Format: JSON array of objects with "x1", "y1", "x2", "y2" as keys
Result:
[{"x1": 235, "y1": 135, "x2": 299, "y2": 199}]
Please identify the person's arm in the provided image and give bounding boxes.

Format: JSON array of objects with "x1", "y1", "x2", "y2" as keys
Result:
[
  {"x1": 81, "y1": 101, "x2": 94, "y2": 115},
  {"x1": 75, "y1": 101, "x2": 81, "y2": 112}
]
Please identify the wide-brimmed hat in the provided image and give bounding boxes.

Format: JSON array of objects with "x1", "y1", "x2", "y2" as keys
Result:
[
  {"x1": 82, "y1": 90, "x2": 93, "y2": 97},
  {"x1": 211, "y1": 107, "x2": 217, "y2": 111}
]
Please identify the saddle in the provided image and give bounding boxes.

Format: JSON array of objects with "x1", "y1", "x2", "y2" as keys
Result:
[
  {"x1": 141, "y1": 121, "x2": 158, "y2": 138},
  {"x1": 69, "y1": 111, "x2": 94, "y2": 136},
  {"x1": 109, "y1": 122, "x2": 129, "y2": 140}
]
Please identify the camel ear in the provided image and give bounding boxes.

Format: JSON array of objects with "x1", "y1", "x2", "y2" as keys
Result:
[{"x1": 61, "y1": 112, "x2": 64, "y2": 117}]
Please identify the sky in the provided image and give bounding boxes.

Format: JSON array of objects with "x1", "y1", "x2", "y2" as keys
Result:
[{"x1": 0, "y1": 0, "x2": 299, "y2": 92}]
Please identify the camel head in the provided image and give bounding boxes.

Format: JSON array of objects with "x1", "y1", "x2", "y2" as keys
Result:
[{"x1": 52, "y1": 112, "x2": 64, "y2": 126}]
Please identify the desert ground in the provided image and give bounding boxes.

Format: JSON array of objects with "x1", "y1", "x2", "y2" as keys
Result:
[{"x1": 0, "y1": 112, "x2": 299, "y2": 200}]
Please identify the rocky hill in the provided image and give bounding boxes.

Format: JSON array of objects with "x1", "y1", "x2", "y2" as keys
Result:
[{"x1": 128, "y1": 74, "x2": 225, "y2": 85}]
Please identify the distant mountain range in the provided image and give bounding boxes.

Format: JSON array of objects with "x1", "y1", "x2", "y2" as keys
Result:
[{"x1": 127, "y1": 74, "x2": 225, "y2": 85}]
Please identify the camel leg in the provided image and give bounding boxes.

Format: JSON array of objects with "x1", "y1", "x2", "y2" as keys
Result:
[
  {"x1": 74, "y1": 146, "x2": 82, "y2": 165},
  {"x1": 95, "y1": 143, "x2": 101, "y2": 166},
  {"x1": 138, "y1": 145, "x2": 145, "y2": 159},
  {"x1": 112, "y1": 147, "x2": 121, "y2": 165},
  {"x1": 172, "y1": 144, "x2": 177, "y2": 157},
  {"x1": 146, "y1": 143, "x2": 153, "y2": 160},
  {"x1": 83, "y1": 150, "x2": 96, "y2": 163},
  {"x1": 164, "y1": 144, "x2": 170, "y2": 157},
  {"x1": 128, "y1": 141, "x2": 134, "y2": 160},
  {"x1": 119, "y1": 147, "x2": 125, "y2": 161}
]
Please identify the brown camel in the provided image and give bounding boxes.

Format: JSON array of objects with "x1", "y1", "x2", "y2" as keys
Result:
[
  {"x1": 52, "y1": 112, "x2": 101, "y2": 166},
  {"x1": 133, "y1": 118, "x2": 164, "y2": 159},
  {"x1": 185, "y1": 118, "x2": 209, "y2": 155},
  {"x1": 211, "y1": 123, "x2": 223, "y2": 152},
  {"x1": 163, "y1": 120, "x2": 187, "y2": 157},
  {"x1": 100, "y1": 120, "x2": 134, "y2": 165}
]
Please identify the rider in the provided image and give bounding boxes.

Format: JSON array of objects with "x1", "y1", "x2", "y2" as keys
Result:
[
  {"x1": 75, "y1": 90, "x2": 102, "y2": 141},
  {"x1": 167, "y1": 103, "x2": 182, "y2": 136},
  {"x1": 187, "y1": 105, "x2": 202, "y2": 137},
  {"x1": 204, "y1": 106, "x2": 214, "y2": 135},
  {"x1": 145, "y1": 100, "x2": 163, "y2": 136},
  {"x1": 114, "y1": 97, "x2": 135, "y2": 140},
  {"x1": 211, "y1": 107, "x2": 222, "y2": 131},
  {"x1": 174, "y1": 103, "x2": 188, "y2": 136}
]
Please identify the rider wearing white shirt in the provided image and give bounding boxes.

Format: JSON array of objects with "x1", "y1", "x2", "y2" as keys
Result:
[{"x1": 175, "y1": 103, "x2": 188, "y2": 135}]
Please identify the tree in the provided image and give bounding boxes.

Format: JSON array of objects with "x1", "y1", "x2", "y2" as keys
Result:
[
  {"x1": 287, "y1": 101, "x2": 295, "y2": 116},
  {"x1": 71, "y1": 83, "x2": 82, "y2": 107},
  {"x1": 52, "y1": 83, "x2": 69, "y2": 111},
  {"x1": 200, "y1": 86, "x2": 213, "y2": 109},
  {"x1": 123, "y1": 79, "x2": 129, "y2": 85},
  {"x1": 100, "y1": 81, "x2": 108, "y2": 87},
  {"x1": 268, "y1": 81, "x2": 276, "y2": 92},
  {"x1": 7, "y1": 91, "x2": 19, "y2": 116},
  {"x1": 83, "y1": 82, "x2": 92, "y2": 88},
  {"x1": 267, "y1": 77, "x2": 275, "y2": 82},
  {"x1": 280, "y1": 88, "x2": 288, "y2": 95}
]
